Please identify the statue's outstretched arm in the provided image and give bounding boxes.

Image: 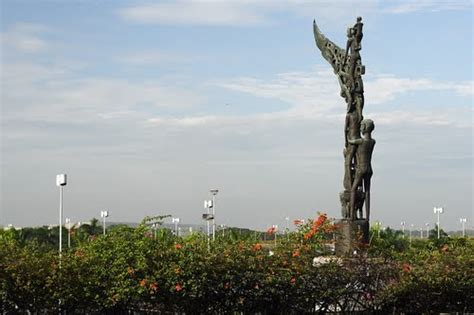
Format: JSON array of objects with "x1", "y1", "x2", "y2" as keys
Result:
[{"x1": 348, "y1": 138, "x2": 363, "y2": 145}]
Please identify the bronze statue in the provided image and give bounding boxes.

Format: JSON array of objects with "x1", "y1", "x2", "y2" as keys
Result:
[
  {"x1": 313, "y1": 17, "x2": 375, "y2": 223},
  {"x1": 348, "y1": 119, "x2": 375, "y2": 221}
]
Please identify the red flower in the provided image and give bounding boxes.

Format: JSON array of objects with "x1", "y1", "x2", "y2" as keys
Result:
[
  {"x1": 253, "y1": 243, "x2": 262, "y2": 251},
  {"x1": 149, "y1": 282, "x2": 159, "y2": 293},
  {"x1": 266, "y1": 226, "x2": 276, "y2": 235},
  {"x1": 175, "y1": 283, "x2": 183, "y2": 292},
  {"x1": 140, "y1": 279, "x2": 147, "y2": 287},
  {"x1": 293, "y1": 219, "x2": 304, "y2": 225},
  {"x1": 174, "y1": 243, "x2": 182, "y2": 249},
  {"x1": 290, "y1": 277, "x2": 296, "y2": 284},
  {"x1": 292, "y1": 250, "x2": 300, "y2": 257},
  {"x1": 402, "y1": 263, "x2": 411, "y2": 273}
]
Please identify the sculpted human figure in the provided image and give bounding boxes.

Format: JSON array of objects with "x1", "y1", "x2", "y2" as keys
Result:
[
  {"x1": 348, "y1": 119, "x2": 375, "y2": 221},
  {"x1": 343, "y1": 102, "x2": 362, "y2": 190},
  {"x1": 343, "y1": 17, "x2": 363, "y2": 79}
]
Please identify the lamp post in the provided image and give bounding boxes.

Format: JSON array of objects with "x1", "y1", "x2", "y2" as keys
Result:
[
  {"x1": 204, "y1": 199, "x2": 213, "y2": 247},
  {"x1": 100, "y1": 211, "x2": 109, "y2": 235},
  {"x1": 425, "y1": 223, "x2": 430, "y2": 239},
  {"x1": 220, "y1": 224, "x2": 226, "y2": 237},
  {"x1": 56, "y1": 174, "x2": 67, "y2": 258},
  {"x1": 401, "y1": 221, "x2": 406, "y2": 238},
  {"x1": 433, "y1": 207, "x2": 444, "y2": 239},
  {"x1": 273, "y1": 225, "x2": 278, "y2": 245},
  {"x1": 65, "y1": 218, "x2": 71, "y2": 248},
  {"x1": 152, "y1": 223, "x2": 158, "y2": 239},
  {"x1": 172, "y1": 217, "x2": 180, "y2": 236},
  {"x1": 210, "y1": 189, "x2": 219, "y2": 241},
  {"x1": 419, "y1": 227, "x2": 423, "y2": 239},
  {"x1": 375, "y1": 221, "x2": 382, "y2": 238},
  {"x1": 409, "y1": 224, "x2": 414, "y2": 243},
  {"x1": 460, "y1": 218, "x2": 467, "y2": 237}
]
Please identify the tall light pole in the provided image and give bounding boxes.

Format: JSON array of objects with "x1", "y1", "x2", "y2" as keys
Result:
[
  {"x1": 433, "y1": 207, "x2": 444, "y2": 239},
  {"x1": 419, "y1": 227, "x2": 423, "y2": 239},
  {"x1": 210, "y1": 189, "x2": 219, "y2": 241},
  {"x1": 273, "y1": 224, "x2": 278, "y2": 245},
  {"x1": 376, "y1": 221, "x2": 382, "y2": 238},
  {"x1": 100, "y1": 211, "x2": 109, "y2": 235},
  {"x1": 204, "y1": 199, "x2": 213, "y2": 247},
  {"x1": 65, "y1": 218, "x2": 71, "y2": 248},
  {"x1": 56, "y1": 174, "x2": 67, "y2": 258},
  {"x1": 172, "y1": 217, "x2": 180, "y2": 236},
  {"x1": 409, "y1": 224, "x2": 414, "y2": 243},
  {"x1": 401, "y1": 221, "x2": 405, "y2": 238},
  {"x1": 460, "y1": 218, "x2": 467, "y2": 237},
  {"x1": 425, "y1": 223, "x2": 430, "y2": 239},
  {"x1": 152, "y1": 223, "x2": 157, "y2": 239}
]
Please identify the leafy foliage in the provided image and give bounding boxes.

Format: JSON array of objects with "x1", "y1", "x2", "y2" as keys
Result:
[{"x1": 0, "y1": 215, "x2": 472, "y2": 313}]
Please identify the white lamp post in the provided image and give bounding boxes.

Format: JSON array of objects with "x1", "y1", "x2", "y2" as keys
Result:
[
  {"x1": 419, "y1": 227, "x2": 423, "y2": 239},
  {"x1": 204, "y1": 199, "x2": 213, "y2": 245},
  {"x1": 65, "y1": 218, "x2": 71, "y2": 248},
  {"x1": 401, "y1": 221, "x2": 406, "y2": 238},
  {"x1": 152, "y1": 223, "x2": 157, "y2": 239},
  {"x1": 433, "y1": 207, "x2": 444, "y2": 239},
  {"x1": 56, "y1": 174, "x2": 67, "y2": 258},
  {"x1": 425, "y1": 223, "x2": 430, "y2": 239},
  {"x1": 460, "y1": 218, "x2": 467, "y2": 237},
  {"x1": 100, "y1": 210, "x2": 109, "y2": 235},
  {"x1": 172, "y1": 217, "x2": 180, "y2": 236},
  {"x1": 210, "y1": 189, "x2": 219, "y2": 241},
  {"x1": 273, "y1": 224, "x2": 278, "y2": 245}
]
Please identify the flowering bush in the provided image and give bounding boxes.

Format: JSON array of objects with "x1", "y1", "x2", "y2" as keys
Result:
[{"x1": 0, "y1": 215, "x2": 472, "y2": 313}]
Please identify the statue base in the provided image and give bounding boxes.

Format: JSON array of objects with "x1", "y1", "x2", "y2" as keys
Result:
[{"x1": 335, "y1": 219, "x2": 369, "y2": 256}]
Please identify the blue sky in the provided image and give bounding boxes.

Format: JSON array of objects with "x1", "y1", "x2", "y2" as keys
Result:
[{"x1": 1, "y1": 0, "x2": 473, "y2": 231}]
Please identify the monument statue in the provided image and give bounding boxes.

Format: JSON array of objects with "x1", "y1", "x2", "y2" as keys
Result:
[{"x1": 313, "y1": 17, "x2": 376, "y2": 255}]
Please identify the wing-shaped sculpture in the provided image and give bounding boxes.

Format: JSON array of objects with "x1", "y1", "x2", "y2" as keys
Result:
[{"x1": 313, "y1": 20, "x2": 348, "y2": 74}]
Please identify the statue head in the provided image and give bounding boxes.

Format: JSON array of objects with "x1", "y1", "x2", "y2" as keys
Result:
[
  {"x1": 357, "y1": 16, "x2": 362, "y2": 22},
  {"x1": 361, "y1": 119, "x2": 374, "y2": 134}
]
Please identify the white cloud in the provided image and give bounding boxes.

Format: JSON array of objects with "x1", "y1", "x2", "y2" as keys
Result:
[
  {"x1": 117, "y1": 1, "x2": 266, "y2": 26},
  {"x1": 1, "y1": 61, "x2": 204, "y2": 125},
  {"x1": 365, "y1": 74, "x2": 474, "y2": 103},
  {"x1": 1, "y1": 23, "x2": 49, "y2": 53},
  {"x1": 383, "y1": 0, "x2": 473, "y2": 14},
  {"x1": 117, "y1": 0, "x2": 472, "y2": 28},
  {"x1": 116, "y1": 51, "x2": 197, "y2": 65}
]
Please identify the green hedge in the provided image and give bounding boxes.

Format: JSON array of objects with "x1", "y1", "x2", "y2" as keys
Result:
[{"x1": 1, "y1": 216, "x2": 473, "y2": 313}]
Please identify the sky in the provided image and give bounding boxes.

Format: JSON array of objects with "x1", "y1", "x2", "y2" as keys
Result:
[{"x1": 1, "y1": 0, "x2": 473, "y2": 232}]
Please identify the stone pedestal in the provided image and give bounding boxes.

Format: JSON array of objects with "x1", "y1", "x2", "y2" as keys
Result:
[{"x1": 335, "y1": 219, "x2": 369, "y2": 256}]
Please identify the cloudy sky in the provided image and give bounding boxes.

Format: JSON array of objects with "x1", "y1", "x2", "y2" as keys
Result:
[{"x1": 1, "y1": 0, "x2": 473, "y2": 231}]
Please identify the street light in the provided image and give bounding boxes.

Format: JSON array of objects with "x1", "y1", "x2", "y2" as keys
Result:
[
  {"x1": 433, "y1": 207, "x2": 444, "y2": 239},
  {"x1": 210, "y1": 189, "x2": 219, "y2": 241},
  {"x1": 425, "y1": 223, "x2": 430, "y2": 239},
  {"x1": 375, "y1": 221, "x2": 382, "y2": 238},
  {"x1": 151, "y1": 223, "x2": 157, "y2": 239},
  {"x1": 100, "y1": 210, "x2": 109, "y2": 235},
  {"x1": 65, "y1": 218, "x2": 72, "y2": 248},
  {"x1": 56, "y1": 174, "x2": 67, "y2": 258},
  {"x1": 401, "y1": 221, "x2": 406, "y2": 238},
  {"x1": 203, "y1": 200, "x2": 213, "y2": 246},
  {"x1": 460, "y1": 218, "x2": 467, "y2": 237},
  {"x1": 419, "y1": 226, "x2": 423, "y2": 239},
  {"x1": 172, "y1": 217, "x2": 180, "y2": 236}
]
